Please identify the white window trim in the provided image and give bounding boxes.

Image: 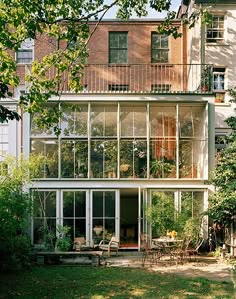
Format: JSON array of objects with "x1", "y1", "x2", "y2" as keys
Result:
[{"x1": 15, "y1": 38, "x2": 34, "y2": 65}]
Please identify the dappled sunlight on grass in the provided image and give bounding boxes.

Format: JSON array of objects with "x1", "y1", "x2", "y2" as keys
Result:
[{"x1": 0, "y1": 266, "x2": 234, "y2": 299}]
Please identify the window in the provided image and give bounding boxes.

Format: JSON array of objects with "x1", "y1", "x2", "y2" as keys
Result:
[
  {"x1": 16, "y1": 38, "x2": 33, "y2": 64},
  {"x1": 215, "y1": 134, "x2": 228, "y2": 154},
  {"x1": 206, "y1": 15, "x2": 224, "y2": 43},
  {"x1": 109, "y1": 32, "x2": 128, "y2": 64},
  {"x1": 151, "y1": 84, "x2": 171, "y2": 92},
  {"x1": 0, "y1": 125, "x2": 8, "y2": 161},
  {"x1": 109, "y1": 84, "x2": 129, "y2": 91},
  {"x1": 213, "y1": 68, "x2": 225, "y2": 91},
  {"x1": 151, "y1": 33, "x2": 169, "y2": 63}
]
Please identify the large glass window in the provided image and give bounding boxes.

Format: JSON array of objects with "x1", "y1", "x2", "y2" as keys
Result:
[
  {"x1": 32, "y1": 191, "x2": 56, "y2": 245},
  {"x1": 63, "y1": 191, "x2": 86, "y2": 240},
  {"x1": 91, "y1": 140, "x2": 117, "y2": 178},
  {"x1": 120, "y1": 105, "x2": 146, "y2": 137},
  {"x1": 92, "y1": 191, "x2": 116, "y2": 242},
  {"x1": 120, "y1": 140, "x2": 147, "y2": 178},
  {"x1": 30, "y1": 102, "x2": 207, "y2": 180},
  {"x1": 149, "y1": 190, "x2": 205, "y2": 238},
  {"x1": 109, "y1": 32, "x2": 128, "y2": 64},
  {"x1": 179, "y1": 106, "x2": 206, "y2": 179},
  {"x1": 150, "y1": 106, "x2": 176, "y2": 178},
  {"x1": 31, "y1": 140, "x2": 58, "y2": 178},
  {"x1": 61, "y1": 140, "x2": 88, "y2": 178},
  {"x1": 91, "y1": 105, "x2": 117, "y2": 137},
  {"x1": 151, "y1": 33, "x2": 169, "y2": 63},
  {"x1": 31, "y1": 104, "x2": 59, "y2": 137},
  {"x1": 61, "y1": 103, "x2": 88, "y2": 137}
]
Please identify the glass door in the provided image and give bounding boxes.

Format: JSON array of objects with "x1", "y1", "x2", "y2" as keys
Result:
[
  {"x1": 91, "y1": 190, "x2": 118, "y2": 247},
  {"x1": 138, "y1": 188, "x2": 151, "y2": 250}
]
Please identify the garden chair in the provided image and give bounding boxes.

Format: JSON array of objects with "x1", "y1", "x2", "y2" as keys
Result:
[
  {"x1": 141, "y1": 234, "x2": 162, "y2": 267},
  {"x1": 99, "y1": 236, "x2": 120, "y2": 257},
  {"x1": 184, "y1": 238, "x2": 204, "y2": 261}
]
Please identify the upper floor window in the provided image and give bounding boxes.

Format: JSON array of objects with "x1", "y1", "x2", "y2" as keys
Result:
[
  {"x1": 213, "y1": 67, "x2": 225, "y2": 91},
  {"x1": 109, "y1": 32, "x2": 128, "y2": 64},
  {"x1": 151, "y1": 33, "x2": 169, "y2": 63},
  {"x1": 16, "y1": 38, "x2": 34, "y2": 64},
  {"x1": 206, "y1": 15, "x2": 224, "y2": 43}
]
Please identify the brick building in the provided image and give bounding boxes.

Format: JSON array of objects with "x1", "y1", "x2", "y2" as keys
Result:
[{"x1": 4, "y1": 19, "x2": 215, "y2": 249}]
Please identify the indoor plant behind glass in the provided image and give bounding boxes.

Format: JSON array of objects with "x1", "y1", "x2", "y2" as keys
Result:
[{"x1": 55, "y1": 225, "x2": 72, "y2": 252}]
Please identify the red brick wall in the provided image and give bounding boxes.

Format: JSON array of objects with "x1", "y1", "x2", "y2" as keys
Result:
[{"x1": 15, "y1": 20, "x2": 185, "y2": 93}]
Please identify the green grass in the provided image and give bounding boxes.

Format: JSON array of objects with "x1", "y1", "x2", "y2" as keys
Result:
[{"x1": 0, "y1": 266, "x2": 234, "y2": 299}]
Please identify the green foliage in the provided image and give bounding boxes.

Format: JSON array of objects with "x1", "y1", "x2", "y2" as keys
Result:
[
  {"x1": 146, "y1": 192, "x2": 176, "y2": 236},
  {"x1": 0, "y1": 0, "x2": 210, "y2": 130},
  {"x1": 207, "y1": 89, "x2": 236, "y2": 225},
  {"x1": 0, "y1": 155, "x2": 42, "y2": 271},
  {"x1": 55, "y1": 225, "x2": 72, "y2": 252}
]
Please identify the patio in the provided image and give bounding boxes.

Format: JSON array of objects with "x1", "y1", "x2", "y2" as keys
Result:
[{"x1": 57, "y1": 251, "x2": 233, "y2": 282}]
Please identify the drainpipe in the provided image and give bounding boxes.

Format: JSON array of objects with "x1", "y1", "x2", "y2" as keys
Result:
[{"x1": 200, "y1": 4, "x2": 205, "y2": 65}]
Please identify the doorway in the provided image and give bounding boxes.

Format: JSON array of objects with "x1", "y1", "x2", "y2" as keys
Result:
[{"x1": 120, "y1": 189, "x2": 138, "y2": 248}]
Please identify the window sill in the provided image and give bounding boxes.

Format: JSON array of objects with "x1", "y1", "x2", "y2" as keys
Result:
[
  {"x1": 108, "y1": 64, "x2": 130, "y2": 67},
  {"x1": 215, "y1": 102, "x2": 231, "y2": 106},
  {"x1": 151, "y1": 63, "x2": 173, "y2": 67},
  {"x1": 206, "y1": 42, "x2": 229, "y2": 47}
]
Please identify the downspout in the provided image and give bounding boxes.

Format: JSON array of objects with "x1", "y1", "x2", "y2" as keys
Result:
[{"x1": 200, "y1": 4, "x2": 205, "y2": 65}]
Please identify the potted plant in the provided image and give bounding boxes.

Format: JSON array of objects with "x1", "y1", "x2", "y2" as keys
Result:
[
  {"x1": 55, "y1": 225, "x2": 72, "y2": 252},
  {"x1": 200, "y1": 65, "x2": 212, "y2": 92}
]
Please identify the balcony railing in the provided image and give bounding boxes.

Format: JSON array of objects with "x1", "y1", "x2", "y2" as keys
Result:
[{"x1": 21, "y1": 64, "x2": 213, "y2": 94}]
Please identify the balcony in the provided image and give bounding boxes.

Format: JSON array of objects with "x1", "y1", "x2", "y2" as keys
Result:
[{"x1": 21, "y1": 64, "x2": 213, "y2": 94}]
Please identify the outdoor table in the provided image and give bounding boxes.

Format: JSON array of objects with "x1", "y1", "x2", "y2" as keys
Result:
[{"x1": 152, "y1": 238, "x2": 184, "y2": 262}]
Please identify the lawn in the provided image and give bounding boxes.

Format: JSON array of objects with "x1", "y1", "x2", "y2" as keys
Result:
[{"x1": 0, "y1": 266, "x2": 234, "y2": 299}]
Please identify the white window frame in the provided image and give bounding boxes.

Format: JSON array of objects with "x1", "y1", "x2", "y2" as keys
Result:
[
  {"x1": 16, "y1": 38, "x2": 34, "y2": 64},
  {"x1": 213, "y1": 67, "x2": 225, "y2": 92},
  {"x1": 206, "y1": 15, "x2": 225, "y2": 43}
]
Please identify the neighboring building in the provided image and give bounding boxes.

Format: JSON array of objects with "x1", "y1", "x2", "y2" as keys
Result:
[
  {"x1": 10, "y1": 20, "x2": 215, "y2": 249},
  {"x1": 178, "y1": 0, "x2": 236, "y2": 153}
]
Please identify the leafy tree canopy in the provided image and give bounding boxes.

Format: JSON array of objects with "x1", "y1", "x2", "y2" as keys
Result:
[
  {"x1": 0, "y1": 0, "x2": 211, "y2": 134},
  {"x1": 208, "y1": 90, "x2": 236, "y2": 225}
]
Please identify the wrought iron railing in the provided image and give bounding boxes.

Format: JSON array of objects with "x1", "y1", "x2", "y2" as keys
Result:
[{"x1": 22, "y1": 64, "x2": 213, "y2": 94}]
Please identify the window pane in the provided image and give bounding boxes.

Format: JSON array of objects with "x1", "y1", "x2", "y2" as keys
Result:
[
  {"x1": 180, "y1": 139, "x2": 206, "y2": 179},
  {"x1": 120, "y1": 140, "x2": 147, "y2": 178},
  {"x1": 150, "y1": 191, "x2": 175, "y2": 236},
  {"x1": 105, "y1": 191, "x2": 115, "y2": 217},
  {"x1": 93, "y1": 191, "x2": 103, "y2": 217},
  {"x1": 91, "y1": 105, "x2": 117, "y2": 137},
  {"x1": 109, "y1": 32, "x2": 128, "y2": 63},
  {"x1": 91, "y1": 140, "x2": 117, "y2": 178},
  {"x1": 120, "y1": 106, "x2": 146, "y2": 137},
  {"x1": 75, "y1": 192, "x2": 86, "y2": 217},
  {"x1": 61, "y1": 103, "x2": 88, "y2": 137},
  {"x1": 150, "y1": 139, "x2": 176, "y2": 178},
  {"x1": 150, "y1": 106, "x2": 176, "y2": 137},
  {"x1": 151, "y1": 34, "x2": 169, "y2": 63},
  {"x1": 33, "y1": 191, "x2": 56, "y2": 218},
  {"x1": 179, "y1": 106, "x2": 205, "y2": 138},
  {"x1": 31, "y1": 140, "x2": 58, "y2": 178},
  {"x1": 31, "y1": 104, "x2": 59, "y2": 136},
  {"x1": 61, "y1": 140, "x2": 88, "y2": 178}
]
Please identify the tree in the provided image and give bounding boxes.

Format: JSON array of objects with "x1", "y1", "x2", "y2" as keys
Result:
[
  {"x1": 0, "y1": 155, "x2": 42, "y2": 271},
  {"x1": 0, "y1": 0, "x2": 212, "y2": 133},
  {"x1": 207, "y1": 88, "x2": 236, "y2": 242}
]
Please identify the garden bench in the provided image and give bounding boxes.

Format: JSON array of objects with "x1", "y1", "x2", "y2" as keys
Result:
[{"x1": 36, "y1": 251, "x2": 104, "y2": 266}]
